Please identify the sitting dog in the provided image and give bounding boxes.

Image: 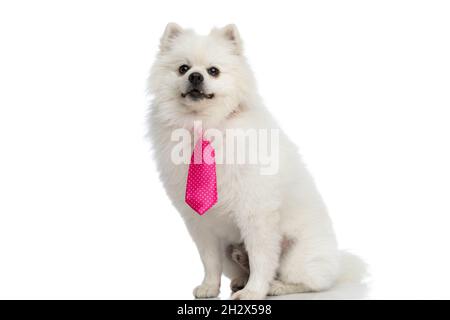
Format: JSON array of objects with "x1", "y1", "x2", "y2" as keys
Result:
[{"x1": 148, "y1": 23, "x2": 348, "y2": 299}]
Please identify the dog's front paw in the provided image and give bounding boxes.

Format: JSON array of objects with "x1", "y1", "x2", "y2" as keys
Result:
[
  {"x1": 231, "y1": 288, "x2": 266, "y2": 300},
  {"x1": 193, "y1": 284, "x2": 220, "y2": 299}
]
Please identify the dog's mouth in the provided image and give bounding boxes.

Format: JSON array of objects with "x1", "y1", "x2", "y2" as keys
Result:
[{"x1": 181, "y1": 89, "x2": 214, "y2": 100}]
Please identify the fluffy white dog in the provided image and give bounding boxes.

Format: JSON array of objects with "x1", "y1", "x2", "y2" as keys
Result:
[{"x1": 148, "y1": 23, "x2": 356, "y2": 300}]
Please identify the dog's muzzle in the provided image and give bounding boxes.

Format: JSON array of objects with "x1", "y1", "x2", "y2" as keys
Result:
[{"x1": 181, "y1": 89, "x2": 214, "y2": 100}]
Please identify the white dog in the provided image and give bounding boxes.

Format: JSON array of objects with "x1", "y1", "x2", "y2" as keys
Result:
[{"x1": 148, "y1": 23, "x2": 357, "y2": 300}]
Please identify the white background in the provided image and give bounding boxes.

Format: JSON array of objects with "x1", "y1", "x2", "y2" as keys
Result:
[{"x1": 1, "y1": 0, "x2": 449, "y2": 299}]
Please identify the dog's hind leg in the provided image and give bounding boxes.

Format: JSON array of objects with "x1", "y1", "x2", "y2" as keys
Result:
[
  {"x1": 224, "y1": 243, "x2": 249, "y2": 292},
  {"x1": 268, "y1": 279, "x2": 309, "y2": 296},
  {"x1": 229, "y1": 243, "x2": 250, "y2": 273}
]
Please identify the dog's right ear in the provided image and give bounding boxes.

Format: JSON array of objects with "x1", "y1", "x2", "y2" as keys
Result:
[{"x1": 160, "y1": 23, "x2": 183, "y2": 52}]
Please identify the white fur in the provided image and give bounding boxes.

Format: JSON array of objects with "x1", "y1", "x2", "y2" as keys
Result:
[{"x1": 148, "y1": 23, "x2": 345, "y2": 300}]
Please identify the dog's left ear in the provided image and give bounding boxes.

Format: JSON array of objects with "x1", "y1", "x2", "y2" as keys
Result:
[{"x1": 212, "y1": 24, "x2": 243, "y2": 55}]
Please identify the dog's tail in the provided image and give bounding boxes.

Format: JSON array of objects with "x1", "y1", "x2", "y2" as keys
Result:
[{"x1": 336, "y1": 250, "x2": 368, "y2": 285}]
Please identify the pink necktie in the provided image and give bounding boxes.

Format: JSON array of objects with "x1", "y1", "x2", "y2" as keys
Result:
[{"x1": 185, "y1": 137, "x2": 218, "y2": 215}]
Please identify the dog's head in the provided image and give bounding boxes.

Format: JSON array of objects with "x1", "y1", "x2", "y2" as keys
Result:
[{"x1": 149, "y1": 23, "x2": 256, "y2": 126}]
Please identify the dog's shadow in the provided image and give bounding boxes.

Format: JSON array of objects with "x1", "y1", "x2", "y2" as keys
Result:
[
  {"x1": 267, "y1": 281, "x2": 369, "y2": 300},
  {"x1": 199, "y1": 280, "x2": 369, "y2": 300}
]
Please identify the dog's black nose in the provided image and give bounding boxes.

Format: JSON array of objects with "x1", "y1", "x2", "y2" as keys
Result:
[{"x1": 188, "y1": 72, "x2": 204, "y2": 86}]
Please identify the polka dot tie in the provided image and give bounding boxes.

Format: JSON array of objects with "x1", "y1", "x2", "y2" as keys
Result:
[{"x1": 185, "y1": 137, "x2": 218, "y2": 215}]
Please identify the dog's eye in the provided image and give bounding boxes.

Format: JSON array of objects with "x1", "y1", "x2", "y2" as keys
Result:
[
  {"x1": 207, "y1": 67, "x2": 220, "y2": 77},
  {"x1": 178, "y1": 65, "x2": 190, "y2": 75}
]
